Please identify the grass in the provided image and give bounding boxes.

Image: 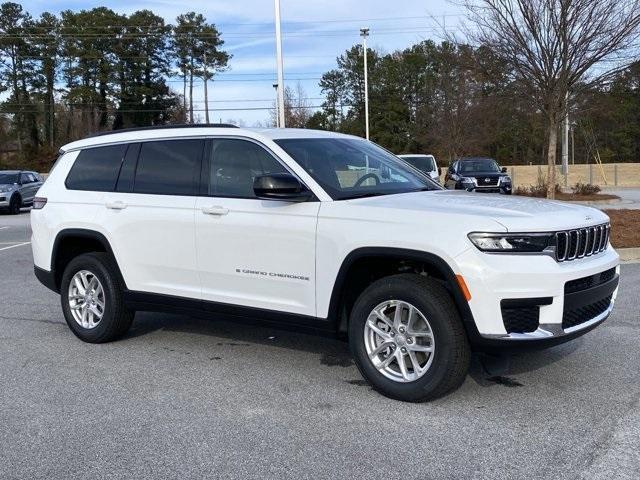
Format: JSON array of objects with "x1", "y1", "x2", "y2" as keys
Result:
[{"x1": 604, "y1": 209, "x2": 640, "y2": 249}]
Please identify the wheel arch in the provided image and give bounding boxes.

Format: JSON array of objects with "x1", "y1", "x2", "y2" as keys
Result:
[
  {"x1": 327, "y1": 247, "x2": 479, "y2": 341},
  {"x1": 50, "y1": 229, "x2": 126, "y2": 293}
]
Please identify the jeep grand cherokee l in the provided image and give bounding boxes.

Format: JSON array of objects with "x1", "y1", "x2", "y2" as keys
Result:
[{"x1": 31, "y1": 125, "x2": 619, "y2": 402}]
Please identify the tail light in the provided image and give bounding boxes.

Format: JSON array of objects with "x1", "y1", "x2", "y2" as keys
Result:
[{"x1": 32, "y1": 197, "x2": 47, "y2": 210}]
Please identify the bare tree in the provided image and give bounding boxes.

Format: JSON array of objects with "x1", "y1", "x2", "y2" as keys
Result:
[
  {"x1": 458, "y1": 0, "x2": 640, "y2": 198},
  {"x1": 269, "y1": 82, "x2": 312, "y2": 128}
]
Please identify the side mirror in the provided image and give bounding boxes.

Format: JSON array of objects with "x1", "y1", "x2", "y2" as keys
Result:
[
  {"x1": 501, "y1": 167, "x2": 507, "y2": 173},
  {"x1": 253, "y1": 173, "x2": 312, "y2": 202}
]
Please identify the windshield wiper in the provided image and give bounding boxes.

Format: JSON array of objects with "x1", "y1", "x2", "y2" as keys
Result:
[{"x1": 340, "y1": 192, "x2": 390, "y2": 200}]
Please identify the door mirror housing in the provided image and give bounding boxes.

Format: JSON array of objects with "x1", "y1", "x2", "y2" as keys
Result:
[
  {"x1": 253, "y1": 173, "x2": 313, "y2": 202},
  {"x1": 501, "y1": 167, "x2": 507, "y2": 173}
]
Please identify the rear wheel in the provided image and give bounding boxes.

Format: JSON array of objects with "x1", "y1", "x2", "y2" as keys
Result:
[
  {"x1": 349, "y1": 274, "x2": 470, "y2": 402},
  {"x1": 60, "y1": 252, "x2": 133, "y2": 343}
]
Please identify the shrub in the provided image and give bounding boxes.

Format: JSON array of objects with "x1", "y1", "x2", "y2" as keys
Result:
[
  {"x1": 515, "y1": 181, "x2": 562, "y2": 198},
  {"x1": 571, "y1": 182, "x2": 601, "y2": 196}
]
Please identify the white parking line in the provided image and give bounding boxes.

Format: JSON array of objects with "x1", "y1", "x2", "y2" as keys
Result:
[
  {"x1": 0, "y1": 241, "x2": 30, "y2": 252},
  {"x1": 0, "y1": 226, "x2": 9, "y2": 230}
]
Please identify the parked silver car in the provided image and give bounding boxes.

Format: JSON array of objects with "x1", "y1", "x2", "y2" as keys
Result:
[{"x1": 0, "y1": 170, "x2": 44, "y2": 214}]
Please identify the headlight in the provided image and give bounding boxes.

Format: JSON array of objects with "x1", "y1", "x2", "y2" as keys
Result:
[
  {"x1": 468, "y1": 232, "x2": 554, "y2": 253},
  {"x1": 0, "y1": 186, "x2": 10, "y2": 192},
  {"x1": 460, "y1": 176, "x2": 477, "y2": 185},
  {"x1": 500, "y1": 176, "x2": 512, "y2": 185}
]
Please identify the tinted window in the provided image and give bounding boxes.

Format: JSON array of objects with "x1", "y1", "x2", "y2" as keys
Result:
[
  {"x1": 134, "y1": 140, "x2": 203, "y2": 196},
  {"x1": 0, "y1": 173, "x2": 19, "y2": 184},
  {"x1": 66, "y1": 145, "x2": 128, "y2": 191},
  {"x1": 276, "y1": 138, "x2": 437, "y2": 200},
  {"x1": 20, "y1": 173, "x2": 32, "y2": 183},
  {"x1": 403, "y1": 156, "x2": 436, "y2": 173},
  {"x1": 116, "y1": 143, "x2": 141, "y2": 193},
  {"x1": 209, "y1": 139, "x2": 287, "y2": 198},
  {"x1": 459, "y1": 158, "x2": 500, "y2": 174}
]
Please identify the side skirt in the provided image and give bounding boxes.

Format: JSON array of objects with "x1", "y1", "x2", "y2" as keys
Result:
[{"x1": 123, "y1": 290, "x2": 338, "y2": 337}]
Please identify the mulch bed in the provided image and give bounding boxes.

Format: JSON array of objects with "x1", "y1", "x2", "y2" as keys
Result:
[
  {"x1": 603, "y1": 209, "x2": 640, "y2": 248},
  {"x1": 556, "y1": 192, "x2": 620, "y2": 201}
]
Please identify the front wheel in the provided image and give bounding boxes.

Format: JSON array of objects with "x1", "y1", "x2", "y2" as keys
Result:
[
  {"x1": 349, "y1": 274, "x2": 470, "y2": 402},
  {"x1": 8, "y1": 195, "x2": 21, "y2": 215},
  {"x1": 60, "y1": 252, "x2": 133, "y2": 343}
]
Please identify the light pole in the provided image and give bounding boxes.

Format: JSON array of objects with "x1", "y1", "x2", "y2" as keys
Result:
[
  {"x1": 273, "y1": 83, "x2": 279, "y2": 127},
  {"x1": 360, "y1": 27, "x2": 370, "y2": 140},
  {"x1": 274, "y1": 0, "x2": 286, "y2": 128}
]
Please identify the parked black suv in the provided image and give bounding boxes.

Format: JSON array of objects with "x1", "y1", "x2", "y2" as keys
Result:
[{"x1": 444, "y1": 157, "x2": 512, "y2": 194}]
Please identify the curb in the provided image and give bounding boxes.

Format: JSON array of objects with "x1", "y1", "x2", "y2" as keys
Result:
[
  {"x1": 617, "y1": 247, "x2": 640, "y2": 264},
  {"x1": 565, "y1": 198, "x2": 625, "y2": 206}
]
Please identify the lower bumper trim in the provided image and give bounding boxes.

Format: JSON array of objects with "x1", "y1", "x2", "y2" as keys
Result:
[{"x1": 482, "y1": 300, "x2": 614, "y2": 341}]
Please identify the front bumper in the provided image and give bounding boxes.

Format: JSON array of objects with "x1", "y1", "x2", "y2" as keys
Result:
[{"x1": 454, "y1": 244, "x2": 619, "y2": 351}]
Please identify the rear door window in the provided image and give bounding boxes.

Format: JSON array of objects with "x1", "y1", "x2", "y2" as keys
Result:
[
  {"x1": 134, "y1": 140, "x2": 203, "y2": 196},
  {"x1": 66, "y1": 145, "x2": 128, "y2": 191}
]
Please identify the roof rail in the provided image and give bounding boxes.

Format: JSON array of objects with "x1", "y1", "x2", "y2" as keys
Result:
[{"x1": 88, "y1": 123, "x2": 239, "y2": 138}]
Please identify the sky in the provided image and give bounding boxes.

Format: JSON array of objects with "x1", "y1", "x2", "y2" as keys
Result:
[{"x1": 21, "y1": 0, "x2": 464, "y2": 125}]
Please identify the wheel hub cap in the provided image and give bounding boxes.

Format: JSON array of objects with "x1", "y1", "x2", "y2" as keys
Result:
[
  {"x1": 363, "y1": 300, "x2": 435, "y2": 383},
  {"x1": 68, "y1": 270, "x2": 105, "y2": 330}
]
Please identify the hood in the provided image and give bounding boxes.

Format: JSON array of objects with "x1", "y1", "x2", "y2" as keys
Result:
[
  {"x1": 347, "y1": 190, "x2": 608, "y2": 232},
  {"x1": 462, "y1": 171, "x2": 507, "y2": 178}
]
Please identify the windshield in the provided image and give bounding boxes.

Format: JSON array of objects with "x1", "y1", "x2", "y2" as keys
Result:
[
  {"x1": 275, "y1": 138, "x2": 439, "y2": 200},
  {"x1": 402, "y1": 156, "x2": 436, "y2": 173},
  {"x1": 459, "y1": 159, "x2": 500, "y2": 174},
  {"x1": 0, "y1": 173, "x2": 18, "y2": 184}
]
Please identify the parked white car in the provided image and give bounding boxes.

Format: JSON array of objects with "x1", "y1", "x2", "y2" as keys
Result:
[
  {"x1": 31, "y1": 126, "x2": 619, "y2": 401},
  {"x1": 398, "y1": 154, "x2": 440, "y2": 183}
]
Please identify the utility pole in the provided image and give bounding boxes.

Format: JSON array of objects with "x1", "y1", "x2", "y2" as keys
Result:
[
  {"x1": 571, "y1": 123, "x2": 575, "y2": 165},
  {"x1": 360, "y1": 27, "x2": 370, "y2": 140},
  {"x1": 203, "y1": 52, "x2": 210, "y2": 124},
  {"x1": 273, "y1": 83, "x2": 279, "y2": 128},
  {"x1": 274, "y1": 0, "x2": 286, "y2": 128}
]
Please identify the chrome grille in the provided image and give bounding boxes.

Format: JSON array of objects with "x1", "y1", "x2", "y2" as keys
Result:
[{"x1": 555, "y1": 224, "x2": 609, "y2": 262}]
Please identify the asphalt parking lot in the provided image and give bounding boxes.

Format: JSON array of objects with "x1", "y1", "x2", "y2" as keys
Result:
[{"x1": 1, "y1": 211, "x2": 638, "y2": 480}]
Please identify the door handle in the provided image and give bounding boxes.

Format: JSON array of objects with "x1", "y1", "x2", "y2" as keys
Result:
[
  {"x1": 202, "y1": 205, "x2": 229, "y2": 216},
  {"x1": 106, "y1": 201, "x2": 127, "y2": 210}
]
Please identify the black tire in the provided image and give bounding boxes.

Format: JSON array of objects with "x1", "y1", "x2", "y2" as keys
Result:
[
  {"x1": 60, "y1": 252, "x2": 133, "y2": 343},
  {"x1": 349, "y1": 274, "x2": 470, "y2": 402},
  {"x1": 9, "y1": 195, "x2": 21, "y2": 215}
]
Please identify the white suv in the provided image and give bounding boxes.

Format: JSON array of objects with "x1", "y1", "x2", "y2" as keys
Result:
[{"x1": 31, "y1": 125, "x2": 620, "y2": 402}]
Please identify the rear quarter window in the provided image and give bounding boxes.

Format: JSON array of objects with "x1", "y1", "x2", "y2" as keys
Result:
[{"x1": 65, "y1": 145, "x2": 128, "y2": 192}]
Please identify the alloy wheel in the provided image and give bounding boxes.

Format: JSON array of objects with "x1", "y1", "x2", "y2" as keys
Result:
[
  {"x1": 68, "y1": 270, "x2": 106, "y2": 329},
  {"x1": 364, "y1": 300, "x2": 435, "y2": 383}
]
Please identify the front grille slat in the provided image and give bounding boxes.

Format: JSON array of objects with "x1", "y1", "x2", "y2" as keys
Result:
[
  {"x1": 578, "y1": 229, "x2": 588, "y2": 257},
  {"x1": 555, "y1": 223, "x2": 609, "y2": 262}
]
